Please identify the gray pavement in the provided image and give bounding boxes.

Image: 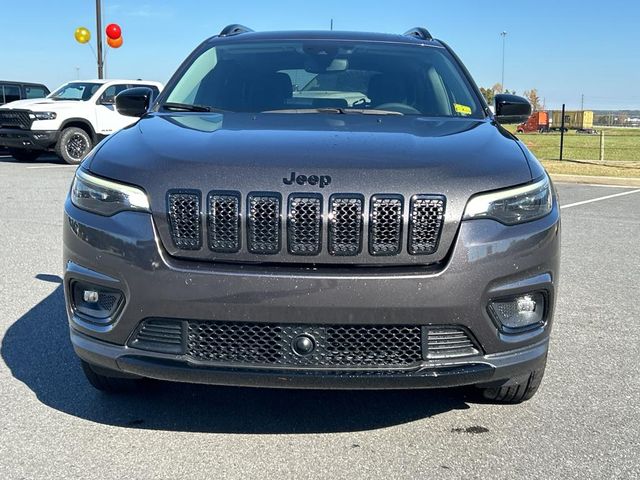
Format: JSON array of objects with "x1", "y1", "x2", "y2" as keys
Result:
[{"x1": 0, "y1": 155, "x2": 638, "y2": 479}]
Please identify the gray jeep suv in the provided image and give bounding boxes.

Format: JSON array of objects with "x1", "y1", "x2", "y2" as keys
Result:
[{"x1": 63, "y1": 25, "x2": 560, "y2": 403}]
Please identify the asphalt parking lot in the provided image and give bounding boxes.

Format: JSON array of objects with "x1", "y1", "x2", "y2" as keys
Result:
[{"x1": 0, "y1": 154, "x2": 638, "y2": 480}]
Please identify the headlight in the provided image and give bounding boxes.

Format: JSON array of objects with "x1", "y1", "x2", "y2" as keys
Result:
[
  {"x1": 29, "y1": 111, "x2": 57, "y2": 120},
  {"x1": 463, "y1": 176, "x2": 552, "y2": 225},
  {"x1": 71, "y1": 169, "x2": 150, "y2": 216}
]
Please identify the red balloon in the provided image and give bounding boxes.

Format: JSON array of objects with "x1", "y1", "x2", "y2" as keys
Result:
[
  {"x1": 106, "y1": 23, "x2": 121, "y2": 40},
  {"x1": 107, "y1": 36, "x2": 123, "y2": 48}
]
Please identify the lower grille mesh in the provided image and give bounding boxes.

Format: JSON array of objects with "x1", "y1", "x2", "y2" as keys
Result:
[
  {"x1": 187, "y1": 321, "x2": 424, "y2": 367},
  {"x1": 130, "y1": 319, "x2": 481, "y2": 366}
]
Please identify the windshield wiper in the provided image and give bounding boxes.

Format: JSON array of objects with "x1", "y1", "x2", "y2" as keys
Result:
[
  {"x1": 162, "y1": 102, "x2": 215, "y2": 113},
  {"x1": 262, "y1": 107, "x2": 403, "y2": 116},
  {"x1": 342, "y1": 108, "x2": 404, "y2": 116}
]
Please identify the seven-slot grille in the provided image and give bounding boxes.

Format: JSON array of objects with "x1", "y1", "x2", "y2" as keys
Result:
[
  {"x1": 167, "y1": 191, "x2": 446, "y2": 258},
  {"x1": 0, "y1": 110, "x2": 32, "y2": 129}
]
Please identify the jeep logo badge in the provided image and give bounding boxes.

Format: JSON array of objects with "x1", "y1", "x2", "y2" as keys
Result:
[{"x1": 283, "y1": 172, "x2": 332, "y2": 188}]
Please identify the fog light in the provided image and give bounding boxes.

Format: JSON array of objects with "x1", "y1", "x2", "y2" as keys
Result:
[
  {"x1": 71, "y1": 281, "x2": 124, "y2": 322},
  {"x1": 488, "y1": 292, "x2": 545, "y2": 331},
  {"x1": 83, "y1": 290, "x2": 99, "y2": 303}
]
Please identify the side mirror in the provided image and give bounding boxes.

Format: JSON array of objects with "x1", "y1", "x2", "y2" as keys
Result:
[
  {"x1": 494, "y1": 94, "x2": 532, "y2": 124},
  {"x1": 115, "y1": 87, "x2": 153, "y2": 117}
]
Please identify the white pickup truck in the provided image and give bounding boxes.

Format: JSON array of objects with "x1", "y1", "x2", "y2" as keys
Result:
[{"x1": 0, "y1": 79, "x2": 163, "y2": 164}]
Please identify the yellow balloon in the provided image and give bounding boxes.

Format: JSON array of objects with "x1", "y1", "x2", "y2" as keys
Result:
[{"x1": 74, "y1": 27, "x2": 91, "y2": 44}]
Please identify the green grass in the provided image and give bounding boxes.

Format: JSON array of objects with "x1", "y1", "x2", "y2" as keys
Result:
[{"x1": 505, "y1": 126, "x2": 640, "y2": 163}]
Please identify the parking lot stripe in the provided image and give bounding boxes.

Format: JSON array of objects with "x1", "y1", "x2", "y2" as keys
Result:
[
  {"x1": 561, "y1": 189, "x2": 640, "y2": 209},
  {"x1": 26, "y1": 165, "x2": 77, "y2": 169}
]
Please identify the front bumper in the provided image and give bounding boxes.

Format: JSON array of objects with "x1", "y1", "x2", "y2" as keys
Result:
[
  {"x1": 63, "y1": 197, "x2": 560, "y2": 389},
  {"x1": 0, "y1": 128, "x2": 58, "y2": 150}
]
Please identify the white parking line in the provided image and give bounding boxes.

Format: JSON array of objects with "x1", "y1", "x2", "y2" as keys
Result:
[
  {"x1": 561, "y1": 189, "x2": 640, "y2": 209},
  {"x1": 26, "y1": 165, "x2": 77, "y2": 169}
]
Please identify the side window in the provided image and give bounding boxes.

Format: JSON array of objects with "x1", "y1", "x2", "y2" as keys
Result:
[
  {"x1": 1, "y1": 84, "x2": 22, "y2": 103},
  {"x1": 99, "y1": 84, "x2": 129, "y2": 104},
  {"x1": 25, "y1": 86, "x2": 48, "y2": 99}
]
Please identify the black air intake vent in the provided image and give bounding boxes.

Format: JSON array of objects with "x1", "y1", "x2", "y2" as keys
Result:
[
  {"x1": 247, "y1": 193, "x2": 281, "y2": 254},
  {"x1": 287, "y1": 194, "x2": 322, "y2": 255},
  {"x1": 369, "y1": 195, "x2": 404, "y2": 256},
  {"x1": 423, "y1": 327, "x2": 479, "y2": 359},
  {"x1": 328, "y1": 195, "x2": 364, "y2": 256},
  {"x1": 408, "y1": 195, "x2": 445, "y2": 255},
  {"x1": 207, "y1": 191, "x2": 241, "y2": 253},
  {"x1": 129, "y1": 319, "x2": 186, "y2": 355},
  {"x1": 167, "y1": 191, "x2": 201, "y2": 250}
]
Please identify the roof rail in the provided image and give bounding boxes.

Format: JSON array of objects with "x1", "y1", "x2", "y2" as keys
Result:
[
  {"x1": 219, "y1": 24, "x2": 254, "y2": 37},
  {"x1": 403, "y1": 27, "x2": 433, "y2": 41}
]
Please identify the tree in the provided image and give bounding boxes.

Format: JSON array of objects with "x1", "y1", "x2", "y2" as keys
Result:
[
  {"x1": 480, "y1": 87, "x2": 495, "y2": 105},
  {"x1": 523, "y1": 89, "x2": 542, "y2": 111},
  {"x1": 492, "y1": 83, "x2": 504, "y2": 94}
]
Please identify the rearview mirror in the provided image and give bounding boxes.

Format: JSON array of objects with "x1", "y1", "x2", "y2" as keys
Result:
[
  {"x1": 115, "y1": 87, "x2": 153, "y2": 117},
  {"x1": 494, "y1": 94, "x2": 532, "y2": 124}
]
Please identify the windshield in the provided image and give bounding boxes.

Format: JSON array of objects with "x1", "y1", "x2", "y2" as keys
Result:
[
  {"x1": 163, "y1": 40, "x2": 484, "y2": 117},
  {"x1": 49, "y1": 82, "x2": 101, "y2": 101}
]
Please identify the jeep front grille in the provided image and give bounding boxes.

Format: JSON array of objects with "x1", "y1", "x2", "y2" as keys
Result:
[
  {"x1": 166, "y1": 191, "x2": 446, "y2": 261},
  {"x1": 0, "y1": 109, "x2": 32, "y2": 129}
]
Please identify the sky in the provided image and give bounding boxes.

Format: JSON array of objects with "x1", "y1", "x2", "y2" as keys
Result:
[{"x1": 2, "y1": 0, "x2": 639, "y2": 110}]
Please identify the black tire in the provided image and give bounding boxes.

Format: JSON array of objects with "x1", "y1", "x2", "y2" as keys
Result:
[
  {"x1": 56, "y1": 127, "x2": 93, "y2": 165},
  {"x1": 81, "y1": 360, "x2": 141, "y2": 393},
  {"x1": 8, "y1": 148, "x2": 41, "y2": 162},
  {"x1": 476, "y1": 357, "x2": 547, "y2": 404}
]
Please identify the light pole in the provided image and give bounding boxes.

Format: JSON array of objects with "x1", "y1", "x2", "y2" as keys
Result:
[
  {"x1": 500, "y1": 31, "x2": 507, "y2": 91},
  {"x1": 96, "y1": 0, "x2": 104, "y2": 79}
]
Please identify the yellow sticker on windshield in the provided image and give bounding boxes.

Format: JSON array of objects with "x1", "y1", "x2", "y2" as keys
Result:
[{"x1": 454, "y1": 103, "x2": 472, "y2": 115}]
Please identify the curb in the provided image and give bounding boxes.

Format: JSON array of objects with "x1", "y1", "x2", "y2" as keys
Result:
[{"x1": 549, "y1": 173, "x2": 640, "y2": 187}]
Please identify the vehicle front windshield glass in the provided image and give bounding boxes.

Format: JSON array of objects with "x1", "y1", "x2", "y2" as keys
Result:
[
  {"x1": 163, "y1": 40, "x2": 484, "y2": 117},
  {"x1": 49, "y1": 82, "x2": 101, "y2": 101}
]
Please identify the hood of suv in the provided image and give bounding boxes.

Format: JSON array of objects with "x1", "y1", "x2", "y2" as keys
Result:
[
  {"x1": 1, "y1": 98, "x2": 81, "y2": 111},
  {"x1": 87, "y1": 112, "x2": 532, "y2": 266}
]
